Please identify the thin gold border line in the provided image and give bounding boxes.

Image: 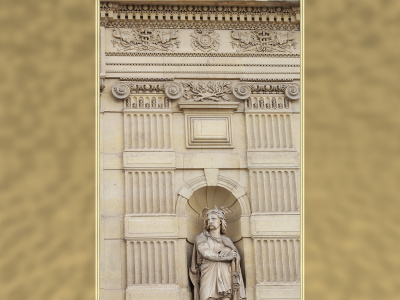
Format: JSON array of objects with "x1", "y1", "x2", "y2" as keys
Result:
[
  {"x1": 95, "y1": 0, "x2": 100, "y2": 299},
  {"x1": 300, "y1": 0, "x2": 305, "y2": 299}
]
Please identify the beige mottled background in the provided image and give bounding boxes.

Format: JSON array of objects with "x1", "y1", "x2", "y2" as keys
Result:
[{"x1": 0, "y1": 0, "x2": 399, "y2": 299}]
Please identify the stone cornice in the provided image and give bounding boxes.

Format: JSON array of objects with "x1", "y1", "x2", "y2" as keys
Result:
[{"x1": 100, "y1": 2, "x2": 300, "y2": 27}]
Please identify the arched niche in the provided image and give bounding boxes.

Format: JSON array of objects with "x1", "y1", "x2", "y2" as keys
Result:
[
  {"x1": 186, "y1": 186, "x2": 242, "y2": 244},
  {"x1": 176, "y1": 175, "x2": 252, "y2": 292}
]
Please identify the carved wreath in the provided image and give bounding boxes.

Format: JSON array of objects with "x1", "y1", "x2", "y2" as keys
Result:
[{"x1": 182, "y1": 81, "x2": 232, "y2": 102}]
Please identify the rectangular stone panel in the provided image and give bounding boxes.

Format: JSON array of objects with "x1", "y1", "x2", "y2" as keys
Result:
[
  {"x1": 247, "y1": 152, "x2": 300, "y2": 168},
  {"x1": 256, "y1": 285, "x2": 300, "y2": 300},
  {"x1": 251, "y1": 215, "x2": 300, "y2": 236},
  {"x1": 126, "y1": 285, "x2": 182, "y2": 300},
  {"x1": 250, "y1": 169, "x2": 299, "y2": 213},
  {"x1": 123, "y1": 152, "x2": 175, "y2": 169},
  {"x1": 125, "y1": 216, "x2": 178, "y2": 238},
  {"x1": 124, "y1": 111, "x2": 172, "y2": 150},
  {"x1": 126, "y1": 240, "x2": 177, "y2": 286},
  {"x1": 246, "y1": 113, "x2": 294, "y2": 150},
  {"x1": 186, "y1": 115, "x2": 233, "y2": 148},
  {"x1": 125, "y1": 170, "x2": 174, "y2": 214},
  {"x1": 254, "y1": 238, "x2": 300, "y2": 284}
]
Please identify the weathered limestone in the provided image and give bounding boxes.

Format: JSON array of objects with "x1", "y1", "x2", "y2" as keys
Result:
[{"x1": 100, "y1": 1, "x2": 300, "y2": 299}]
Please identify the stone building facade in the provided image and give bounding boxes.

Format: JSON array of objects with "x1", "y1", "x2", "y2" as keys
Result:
[{"x1": 99, "y1": 1, "x2": 301, "y2": 299}]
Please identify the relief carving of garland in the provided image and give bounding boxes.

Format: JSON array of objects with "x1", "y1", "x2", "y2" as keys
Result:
[{"x1": 110, "y1": 28, "x2": 298, "y2": 54}]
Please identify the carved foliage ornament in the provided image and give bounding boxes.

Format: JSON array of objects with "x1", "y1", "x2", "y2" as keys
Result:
[
  {"x1": 112, "y1": 28, "x2": 179, "y2": 52},
  {"x1": 182, "y1": 81, "x2": 232, "y2": 102},
  {"x1": 231, "y1": 29, "x2": 297, "y2": 53},
  {"x1": 190, "y1": 29, "x2": 220, "y2": 52}
]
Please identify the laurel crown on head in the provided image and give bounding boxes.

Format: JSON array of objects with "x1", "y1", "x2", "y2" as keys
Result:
[{"x1": 202, "y1": 206, "x2": 231, "y2": 219}]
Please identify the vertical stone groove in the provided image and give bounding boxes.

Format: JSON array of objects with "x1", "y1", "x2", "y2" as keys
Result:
[
  {"x1": 124, "y1": 113, "x2": 173, "y2": 150},
  {"x1": 246, "y1": 113, "x2": 294, "y2": 150},
  {"x1": 127, "y1": 240, "x2": 177, "y2": 286},
  {"x1": 256, "y1": 238, "x2": 300, "y2": 283},
  {"x1": 250, "y1": 170, "x2": 299, "y2": 213}
]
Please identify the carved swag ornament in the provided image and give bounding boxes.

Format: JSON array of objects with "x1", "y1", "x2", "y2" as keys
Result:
[
  {"x1": 190, "y1": 206, "x2": 246, "y2": 300},
  {"x1": 231, "y1": 30, "x2": 297, "y2": 53},
  {"x1": 112, "y1": 28, "x2": 179, "y2": 52}
]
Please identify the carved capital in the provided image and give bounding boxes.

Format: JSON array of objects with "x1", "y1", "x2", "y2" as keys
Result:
[
  {"x1": 165, "y1": 82, "x2": 184, "y2": 99},
  {"x1": 233, "y1": 83, "x2": 251, "y2": 100},
  {"x1": 112, "y1": 82, "x2": 130, "y2": 99},
  {"x1": 285, "y1": 83, "x2": 300, "y2": 100}
]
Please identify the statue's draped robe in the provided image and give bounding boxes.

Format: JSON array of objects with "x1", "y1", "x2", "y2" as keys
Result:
[{"x1": 190, "y1": 232, "x2": 246, "y2": 300}]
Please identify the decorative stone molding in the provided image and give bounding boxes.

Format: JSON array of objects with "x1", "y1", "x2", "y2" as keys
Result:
[
  {"x1": 284, "y1": 83, "x2": 300, "y2": 100},
  {"x1": 106, "y1": 51, "x2": 300, "y2": 58},
  {"x1": 111, "y1": 80, "x2": 299, "y2": 101},
  {"x1": 233, "y1": 83, "x2": 252, "y2": 100},
  {"x1": 111, "y1": 28, "x2": 179, "y2": 52},
  {"x1": 165, "y1": 82, "x2": 184, "y2": 99},
  {"x1": 100, "y1": 3, "x2": 300, "y2": 28},
  {"x1": 182, "y1": 81, "x2": 232, "y2": 102},
  {"x1": 231, "y1": 29, "x2": 297, "y2": 53},
  {"x1": 190, "y1": 29, "x2": 220, "y2": 52},
  {"x1": 246, "y1": 96, "x2": 290, "y2": 110}
]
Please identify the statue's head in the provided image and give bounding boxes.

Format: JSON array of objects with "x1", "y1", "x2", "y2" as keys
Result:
[{"x1": 202, "y1": 206, "x2": 231, "y2": 235}]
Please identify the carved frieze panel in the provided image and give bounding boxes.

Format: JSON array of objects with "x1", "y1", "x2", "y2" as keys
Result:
[
  {"x1": 105, "y1": 28, "x2": 300, "y2": 56},
  {"x1": 231, "y1": 30, "x2": 297, "y2": 53},
  {"x1": 111, "y1": 28, "x2": 179, "y2": 52},
  {"x1": 190, "y1": 29, "x2": 220, "y2": 52},
  {"x1": 182, "y1": 81, "x2": 231, "y2": 102}
]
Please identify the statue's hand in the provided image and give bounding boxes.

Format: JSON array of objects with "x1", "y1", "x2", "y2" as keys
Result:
[
  {"x1": 218, "y1": 248, "x2": 231, "y2": 258},
  {"x1": 220, "y1": 250, "x2": 237, "y2": 261}
]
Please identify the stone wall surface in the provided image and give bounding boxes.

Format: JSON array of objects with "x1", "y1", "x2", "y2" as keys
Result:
[{"x1": 100, "y1": 1, "x2": 300, "y2": 299}]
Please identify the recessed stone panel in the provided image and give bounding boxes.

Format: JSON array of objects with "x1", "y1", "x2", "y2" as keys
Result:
[
  {"x1": 186, "y1": 115, "x2": 233, "y2": 148},
  {"x1": 125, "y1": 216, "x2": 178, "y2": 238}
]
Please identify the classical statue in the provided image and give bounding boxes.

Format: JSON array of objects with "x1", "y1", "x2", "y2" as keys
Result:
[{"x1": 190, "y1": 206, "x2": 246, "y2": 300}]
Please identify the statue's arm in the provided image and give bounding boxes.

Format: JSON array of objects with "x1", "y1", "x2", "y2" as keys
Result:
[{"x1": 197, "y1": 242, "x2": 235, "y2": 262}]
